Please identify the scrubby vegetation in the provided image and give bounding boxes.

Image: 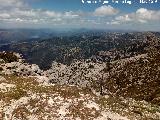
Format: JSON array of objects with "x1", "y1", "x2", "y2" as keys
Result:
[
  {"x1": 0, "y1": 74, "x2": 160, "y2": 120},
  {"x1": 0, "y1": 52, "x2": 18, "y2": 63},
  {"x1": 102, "y1": 35, "x2": 160, "y2": 105}
]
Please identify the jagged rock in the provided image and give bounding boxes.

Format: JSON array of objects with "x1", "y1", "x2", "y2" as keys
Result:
[
  {"x1": 0, "y1": 76, "x2": 6, "y2": 82},
  {"x1": 0, "y1": 61, "x2": 43, "y2": 76}
]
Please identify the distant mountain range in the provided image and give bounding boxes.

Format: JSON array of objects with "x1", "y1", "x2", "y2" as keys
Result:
[
  {"x1": 1, "y1": 31, "x2": 160, "y2": 70},
  {"x1": 0, "y1": 28, "x2": 142, "y2": 45},
  {"x1": 0, "y1": 29, "x2": 57, "y2": 44}
]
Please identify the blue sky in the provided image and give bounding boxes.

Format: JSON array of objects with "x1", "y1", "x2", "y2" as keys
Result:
[
  {"x1": 0, "y1": 0, "x2": 160, "y2": 31},
  {"x1": 30, "y1": 0, "x2": 160, "y2": 12}
]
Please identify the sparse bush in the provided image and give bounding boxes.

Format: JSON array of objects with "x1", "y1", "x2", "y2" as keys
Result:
[
  {"x1": 0, "y1": 52, "x2": 18, "y2": 63},
  {"x1": 88, "y1": 64, "x2": 94, "y2": 69},
  {"x1": 0, "y1": 67, "x2": 3, "y2": 71}
]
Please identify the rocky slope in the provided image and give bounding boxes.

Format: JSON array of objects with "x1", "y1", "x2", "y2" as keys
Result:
[
  {"x1": 44, "y1": 34, "x2": 160, "y2": 105},
  {"x1": 0, "y1": 48, "x2": 160, "y2": 120}
]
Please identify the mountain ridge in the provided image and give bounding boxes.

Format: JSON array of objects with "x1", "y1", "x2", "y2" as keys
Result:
[{"x1": 1, "y1": 33, "x2": 160, "y2": 120}]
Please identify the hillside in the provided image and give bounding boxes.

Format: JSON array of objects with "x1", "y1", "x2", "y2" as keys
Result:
[
  {"x1": 42, "y1": 34, "x2": 160, "y2": 106},
  {"x1": 1, "y1": 32, "x2": 156, "y2": 70},
  {"x1": 1, "y1": 35, "x2": 160, "y2": 119},
  {"x1": 1, "y1": 74, "x2": 160, "y2": 120}
]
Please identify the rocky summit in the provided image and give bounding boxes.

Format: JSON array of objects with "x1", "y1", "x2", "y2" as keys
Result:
[{"x1": 0, "y1": 43, "x2": 160, "y2": 120}]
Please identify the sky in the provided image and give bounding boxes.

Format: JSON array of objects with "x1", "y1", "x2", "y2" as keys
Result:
[{"x1": 0, "y1": 0, "x2": 160, "y2": 31}]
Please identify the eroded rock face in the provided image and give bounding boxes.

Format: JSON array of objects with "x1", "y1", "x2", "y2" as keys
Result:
[
  {"x1": 0, "y1": 52, "x2": 43, "y2": 77},
  {"x1": 1, "y1": 62, "x2": 43, "y2": 76},
  {"x1": 0, "y1": 52, "x2": 49, "y2": 84},
  {"x1": 44, "y1": 53, "x2": 160, "y2": 106},
  {"x1": 45, "y1": 54, "x2": 148, "y2": 90},
  {"x1": 45, "y1": 60, "x2": 106, "y2": 88}
]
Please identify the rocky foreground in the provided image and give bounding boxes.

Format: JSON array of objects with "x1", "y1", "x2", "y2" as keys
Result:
[{"x1": 0, "y1": 52, "x2": 160, "y2": 120}]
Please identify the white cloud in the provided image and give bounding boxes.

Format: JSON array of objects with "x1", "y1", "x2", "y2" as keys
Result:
[
  {"x1": 136, "y1": 8, "x2": 160, "y2": 22},
  {"x1": 114, "y1": 8, "x2": 160, "y2": 24},
  {"x1": 0, "y1": 0, "x2": 27, "y2": 9},
  {"x1": 94, "y1": 5, "x2": 119, "y2": 16},
  {"x1": 0, "y1": 0, "x2": 84, "y2": 26},
  {"x1": 64, "y1": 11, "x2": 79, "y2": 18},
  {"x1": 0, "y1": 9, "x2": 83, "y2": 27},
  {"x1": 45, "y1": 11, "x2": 61, "y2": 18},
  {"x1": 0, "y1": 13, "x2": 10, "y2": 18},
  {"x1": 15, "y1": 18, "x2": 24, "y2": 22},
  {"x1": 115, "y1": 15, "x2": 132, "y2": 22},
  {"x1": 0, "y1": 1, "x2": 159, "y2": 30}
]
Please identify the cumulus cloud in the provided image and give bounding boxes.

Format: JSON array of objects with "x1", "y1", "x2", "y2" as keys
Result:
[
  {"x1": 0, "y1": 0, "x2": 83, "y2": 26},
  {"x1": 114, "y1": 8, "x2": 160, "y2": 24},
  {"x1": 0, "y1": 8, "x2": 81, "y2": 26},
  {"x1": 115, "y1": 15, "x2": 132, "y2": 22},
  {"x1": 136, "y1": 8, "x2": 160, "y2": 22},
  {"x1": 94, "y1": 5, "x2": 119, "y2": 16}
]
